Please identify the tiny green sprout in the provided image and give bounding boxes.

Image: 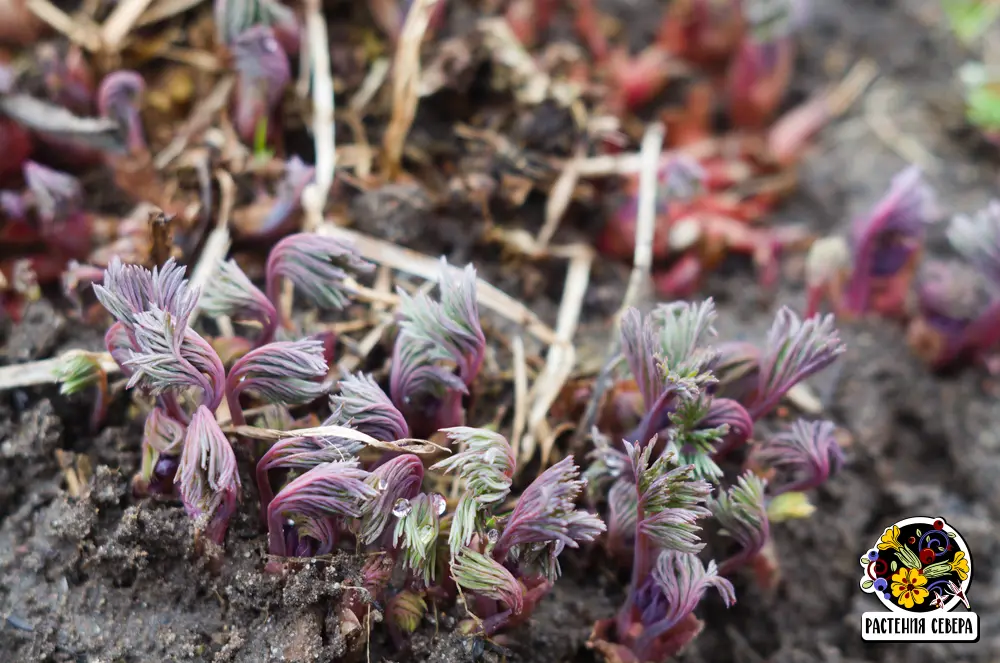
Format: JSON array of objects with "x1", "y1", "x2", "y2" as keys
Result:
[
  {"x1": 55, "y1": 350, "x2": 109, "y2": 430},
  {"x1": 253, "y1": 116, "x2": 274, "y2": 161},
  {"x1": 941, "y1": 0, "x2": 1000, "y2": 44},
  {"x1": 767, "y1": 491, "x2": 816, "y2": 522},
  {"x1": 961, "y1": 62, "x2": 1000, "y2": 138}
]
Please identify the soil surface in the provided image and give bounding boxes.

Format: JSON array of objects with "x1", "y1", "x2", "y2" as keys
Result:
[{"x1": 3, "y1": 1, "x2": 1000, "y2": 662}]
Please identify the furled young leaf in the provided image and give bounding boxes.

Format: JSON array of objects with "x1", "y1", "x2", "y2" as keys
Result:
[
  {"x1": 330, "y1": 373, "x2": 409, "y2": 441},
  {"x1": 620, "y1": 307, "x2": 664, "y2": 409},
  {"x1": 55, "y1": 350, "x2": 104, "y2": 395},
  {"x1": 265, "y1": 232, "x2": 374, "y2": 310},
  {"x1": 125, "y1": 307, "x2": 226, "y2": 411},
  {"x1": 258, "y1": 156, "x2": 315, "y2": 235},
  {"x1": 842, "y1": 166, "x2": 936, "y2": 314},
  {"x1": 947, "y1": 199, "x2": 1000, "y2": 286},
  {"x1": 432, "y1": 427, "x2": 516, "y2": 555},
  {"x1": 711, "y1": 473, "x2": 769, "y2": 574},
  {"x1": 267, "y1": 461, "x2": 377, "y2": 556},
  {"x1": 97, "y1": 70, "x2": 146, "y2": 153},
  {"x1": 393, "y1": 493, "x2": 444, "y2": 584},
  {"x1": 495, "y1": 456, "x2": 605, "y2": 562},
  {"x1": 752, "y1": 419, "x2": 842, "y2": 494},
  {"x1": 256, "y1": 434, "x2": 361, "y2": 516},
  {"x1": 607, "y1": 478, "x2": 638, "y2": 550},
  {"x1": 226, "y1": 339, "x2": 328, "y2": 425},
  {"x1": 137, "y1": 406, "x2": 186, "y2": 494},
  {"x1": 94, "y1": 257, "x2": 199, "y2": 333},
  {"x1": 176, "y1": 405, "x2": 241, "y2": 544},
  {"x1": 215, "y1": 0, "x2": 299, "y2": 46},
  {"x1": 395, "y1": 260, "x2": 486, "y2": 386},
  {"x1": 700, "y1": 397, "x2": 755, "y2": 458},
  {"x1": 629, "y1": 443, "x2": 712, "y2": 555},
  {"x1": 747, "y1": 307, "x2": 844, "y2": 419},
  {"x1": 450, "y1": 547, "x2": 524, "y2": 615},
  {"x1": 432, "y1": 428, "x2": 515, "y2": 504},
  {"x1": 200, "y1": 259, "x2": 278, "y2": 343},
  {"x1": 388, "y1": 589, "x2": 427, "y2": 635},
  {"x1": 361, "y1": 454, "x2": 425, "y2": 544},
  {"x1": 23, "y1": 161, "x2": 82, "y2": 229},
  {"x1": 633, "y1": 550, "x2": 735, "y2": 656},
  {"x1": 231, "y1": 26, "x2": 290, "y2": 141},
  {"x1": 650, "y1": 299, "x2": 719, "y2": 377},
  {"x1": 388, "y1": 332, "x2": 468, "y2": 433}
]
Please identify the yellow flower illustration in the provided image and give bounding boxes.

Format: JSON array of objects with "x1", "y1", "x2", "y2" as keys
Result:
[
  {"x1": 891, "y1": 567, "x2": 929, "y2": 609},
  {"x1": 878, "y1": 525, "x2": 902, "y2": 551},
  {"x1": 950, "y1": 551, "x2": 970, "y2": 581}
]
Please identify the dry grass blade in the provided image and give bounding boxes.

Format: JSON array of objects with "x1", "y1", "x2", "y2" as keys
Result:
[
  {"x1": 0, "y1": 352, "x2": 118, "y2": 390},
  {"x1": 350, "y1": 58, "x2": 391, "y2": 113},
  {"x1": 230, "y1": 424, "x2": 449, "y2": 455},
  {"x1": 101, "y1": 0, "x2": 156, "y2": 52},
  {"x1": 521, "y1": 245, "x2": 593, "y2": 466},
  {"x1": 508, "y1": 335, "x2": 529, "y2": 465},
  {"x1": 573, "y1": 122, "x2": 665, "y2": 450},
  {"x1": 191, "y1": 170, "x2": 235, "y2": 330},
  {"x1": 136, "y1": 0, "x2": 205, "y2": 28},
  {"x1": 154, "y1": 76, "x2": 236, "y2": 169},
  {"x1": 25, "y1": 0, "x2": 103, "y2": 51},
  {"x1": 383, "y1": 0, "x2": 439, "y2": 179},
  {"x1": 305, "y1": 0, "x2": 336, "y2": 212},
  {"x1": 537, "y1": 146, "x2": 583, "y2": 251},
  {"x1": 318, "y1": 223, "x2": 560, "y2": 345}
]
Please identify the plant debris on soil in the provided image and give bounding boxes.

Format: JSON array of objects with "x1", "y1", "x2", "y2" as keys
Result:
[{"x1": 2, "y1": 0, "x2": 1000, "y2": 662}]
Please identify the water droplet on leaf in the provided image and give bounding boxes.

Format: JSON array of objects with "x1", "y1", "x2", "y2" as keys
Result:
[
  {"x1": 393, "y1": 498, "x2": 412, "y2": 518},
  {"x1": 487, "y1": 529, "x2": 499, "y2": 544},
  {"x1": 431, "y1": 493, "x2": 447, "y2": 516}
]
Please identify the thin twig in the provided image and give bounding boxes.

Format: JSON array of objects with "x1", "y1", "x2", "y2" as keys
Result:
[
  {"x1": 101, "y1": 0, "x2": 156, "y2": 52},
  {"x1": 154, "y1": 76, "x2": 236, "y2": 169},
  {"x1": 508, "y1": 335, "x2": 529, "y2": 465},
  {"x1": 230, "y1": 424, "x2": 449, "y2": 455},
  {"x1": 521, "y1": 245, "x2": 593, "y2": 466},
  {"x1": 383, "y1": 0, "x2": 439, "y2": 179},
  {"x1": 572, "y1": 123, "x2": 665, "y2": 450},
  {"x1": 189, "y1": 171, "x2": 234, "y2": 319},
  {"x1": 305, "y1": 0, "x2": 336, "y2": 212},
  {"x1": 318, "y1": 223, "x2": 560, "y2": 346},
  {"x1": 537, "y1": 146, "x2": 583, "y2": 251},
  {"x1": 25, "y1": 0, "x2": 103, "y2": 51},
  {"x1": 136, "y1": 0, "x2": 205, "y2": 28}
]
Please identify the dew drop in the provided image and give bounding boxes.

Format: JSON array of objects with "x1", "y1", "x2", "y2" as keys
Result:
[
  {"x1": 378, "y1": 478, "x2": 388, "y2": 491},
  {"x1": 487, "y1": 529, "x2": 500, "y2": 544},
  {"x1": 393, "y1": 498, "x2": 412, "y2": 518},
  {"x1": 431, "y1": 493, "x2": 447, "y2": 516}
]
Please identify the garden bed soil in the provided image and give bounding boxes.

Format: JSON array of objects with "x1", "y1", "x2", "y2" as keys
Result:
[{"x1": 3, "y1": 0, "x2": 1000, "y2": 662}]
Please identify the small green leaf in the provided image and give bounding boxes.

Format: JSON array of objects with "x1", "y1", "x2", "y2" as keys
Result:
[
  {"x1": 916, "y1": 529, "x2": 922, "y2": 536},
  {"x1": 891, "y1": 560, "x2": 898, "y2": 572},
  {"x1": 948, "y1": 531, "x2": 957, "y2": 538},
  {"x1": 862, "y1": 579, "x2": 874, "y2": 590},
  {"x1": 938, "y1": 546, "x2": 946, "y2": 552}
]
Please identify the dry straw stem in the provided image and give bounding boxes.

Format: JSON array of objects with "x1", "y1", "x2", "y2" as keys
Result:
[
  {"x1": 101, "y1": 0, "x2": 156, "y2": 52},
  {"x1": 191, "y1": 169, "x2": 236, "y2": 334},
  {"x1": 520, "y1": 245, "x2": 593, "y2": 466},
  {"x1": 305, "y1": 0, "x2": 336, "y2": 211},
  {"x1": 508, "y1": 335, "x2": 530, "y2": 464},
  {"x1": 317, "y1": 224, "x2": 560, "y2": 346},
  {"x1": 136, "y1": 0, "x2": 204, "y2": 28},
  {"x1": 350, "y1": 58, "x2": 391, "y2": 114},
  {"x1": 536, "y1": 145, "x2": 584, "y2": 251},
  {"x1": 0, "y1": 351, "x2": 118, "y2": 391},
  {"x1": 155, "y1": 76, "x2": 236, "y2": 169},
  {"x1": 230, "y1": 424, "x2": 449, "y2": 456},
  {"x1": 383, "y1": 0, "x2": 440, "y2": 179},
  {"x1": 573, "y1": 122, "x2": 665, "y2": 449},
  {"x1": 26, "y1": 0, "x2": 102, "y2": 52}
]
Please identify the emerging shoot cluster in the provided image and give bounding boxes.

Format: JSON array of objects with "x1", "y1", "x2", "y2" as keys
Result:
[{"x1": 585, "y1": 299, "x2": 844, "y2": 662}]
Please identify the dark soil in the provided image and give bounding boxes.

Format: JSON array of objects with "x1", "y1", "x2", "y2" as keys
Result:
[{"x1": 3, "y1": 0, "x2": 1000, "y2": 662}]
